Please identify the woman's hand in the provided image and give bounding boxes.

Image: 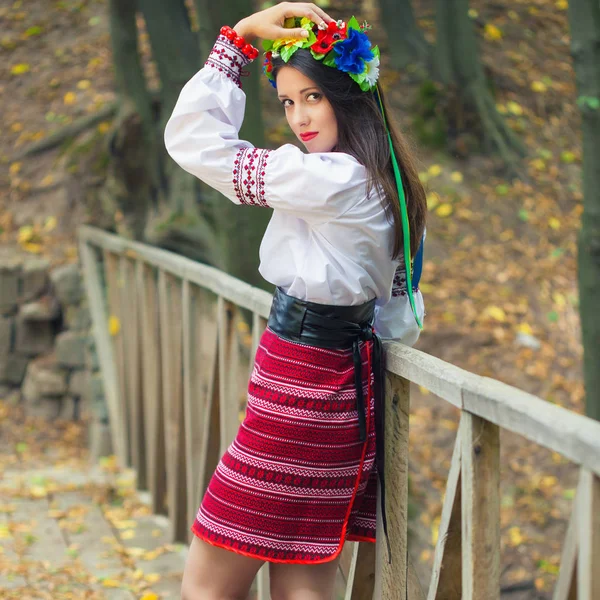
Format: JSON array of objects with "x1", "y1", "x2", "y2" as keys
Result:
[{"x1": 234, "y1": 2, "x2": 334, "y2": 42}]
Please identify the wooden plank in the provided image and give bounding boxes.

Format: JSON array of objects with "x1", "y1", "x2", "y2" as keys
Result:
[
  {"x1": 103, "y1": 250, "x2": 130, "y2": 467},
  {"x1": 79, "y1": 241, "x2": 127, "y2": 465},
  {"x1": 137, "y1": 261, "x2": 167, "y2": 516},
  {"x1": 79, "y1": 226, "x2": 273, "y2": 318},
  {"x1": 427, "y1": 416, "x2": 463, "y2": 600},
  {"x1": 183, "y1": 285, "x2": 219, "y2": 529},
  {"x1": 256, "y1": 563, "x2": 270, "y2": 600},
  {"x1": 121, "y1": 256, "x2": 146, "y2": 490},
  {"x1": 461, "y1": 379, "x2": 600, "y2": 479},
  {"x1": 217, "y1": 297, "x2": 240, "y2": 453},
  {"x1": 158, "y1": 270, "x2": 187, "y2": 542},
  {"x1": 461, "y1": 412, "x2": 500, "y2": 600},
  {"x1": 375, "y1": 372, "x2": 410, "y2": 600},
  {"x1": 345, "y1": 542, "x2": 376, "y2": 600},
  {"x1": 577, "y1": 469, "x2": 600, "y2": 600},
  {"x1": 553, "y1": 485, "x2": 578, "y2": 600}
]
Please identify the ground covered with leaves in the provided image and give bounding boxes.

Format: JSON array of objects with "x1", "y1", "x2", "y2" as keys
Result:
[
  {"x1": 0, "y1": 397, "x2": 187, "y2": 599},
  {"x1": 0, "y1": 0, "x2": 586, "y2": 597}
]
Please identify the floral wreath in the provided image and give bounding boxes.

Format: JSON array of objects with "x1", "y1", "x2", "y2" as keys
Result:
[{"x1": 261, "y1": 16, "x2": 380, "y2": 92}]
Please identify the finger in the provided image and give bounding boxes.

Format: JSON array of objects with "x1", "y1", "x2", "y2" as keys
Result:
[
  {"x1": 307, "y1": 3, "x2": 334, "y2": 24},
  {"x1": 281, "y1": 3, "x2": 328, "y2": 30},
  {"x1": 270, "y1": 26, "x2": 309, "y2": 40}
]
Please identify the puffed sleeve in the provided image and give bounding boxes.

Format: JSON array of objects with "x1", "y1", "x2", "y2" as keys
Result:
[
  {"x1": 163, "y1": 33, "x2": 368, "y2": 226},
  {"x1": 374, "y1": 229, "x2": 426, "y2": 345}
]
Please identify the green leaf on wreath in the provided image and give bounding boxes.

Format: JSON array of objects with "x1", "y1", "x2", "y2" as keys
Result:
[
  {"x1": 263, "y1": 39, "x2": 273, "y2": 51},
  {"x1": 323, "y1": 52, "x2": 337, "y2": 67},
  {"x1": 310, "y1": 49, "x2": 327, "y2": 60},
  {"x1": 347, "y1": 16, "x2": 361, "y2": 31}
]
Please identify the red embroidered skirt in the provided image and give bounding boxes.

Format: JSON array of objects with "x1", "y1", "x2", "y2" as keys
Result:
[{"x1": 191, "y1": 326, "x2": 377, "y2": 564}]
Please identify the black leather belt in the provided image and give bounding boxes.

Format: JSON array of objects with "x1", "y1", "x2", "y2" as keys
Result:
[{"x1": 267, "y1": 286, "x2": 392, "y2": 562}]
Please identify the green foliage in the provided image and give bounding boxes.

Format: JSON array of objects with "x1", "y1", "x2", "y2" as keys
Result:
[
  {"x1": 576, "y1": 96, "x2": 600, "y2": 110},
  {"x1": 412, "y1": 80, "x2": 447, "y2": 148}
]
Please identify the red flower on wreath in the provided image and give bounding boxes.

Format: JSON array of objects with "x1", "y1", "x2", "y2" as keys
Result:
[{"x1": 311, "y1": 21, "x2": 347, "y2": 54}]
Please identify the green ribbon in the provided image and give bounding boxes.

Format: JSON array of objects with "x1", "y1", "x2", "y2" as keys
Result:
[{"x1": 376, "y1": 86, "x2": 423, "y2": 330}]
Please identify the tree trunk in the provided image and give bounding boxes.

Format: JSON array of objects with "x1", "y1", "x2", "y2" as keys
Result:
[
  {"x1": 434, "y1": 0, "x2": 525, "y2": 167},
  {"x1": 568, "y1": 0, "x2": 600, "y2": 421},
  {"x1": 108, "y1": 0, "x2": 156, "y2": 239},
  {"x1": 378, "y1": 0, "x2": 431, "y2": 70}
]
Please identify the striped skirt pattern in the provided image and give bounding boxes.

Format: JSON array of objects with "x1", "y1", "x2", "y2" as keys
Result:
[{"x1": 191, "y1": 326, "x2": 378, "y2": 564}]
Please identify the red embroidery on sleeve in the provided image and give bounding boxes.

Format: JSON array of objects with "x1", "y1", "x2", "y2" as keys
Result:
[
  {"x1": 205, "y1": 34, "x2": 251, "y2": 89},
  {"x1": 233, "y1": 147, "x2": 271, "y2": 207}
]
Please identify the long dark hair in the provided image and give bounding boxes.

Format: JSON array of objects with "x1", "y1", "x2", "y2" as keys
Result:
[{"x1": 272, "y1": 49, "x2": 427, "y2": 260}]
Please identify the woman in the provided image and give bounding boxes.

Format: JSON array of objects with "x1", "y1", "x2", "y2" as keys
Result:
[{"x1": 164, "y1": 3, "x2": 427, "y2": 598}]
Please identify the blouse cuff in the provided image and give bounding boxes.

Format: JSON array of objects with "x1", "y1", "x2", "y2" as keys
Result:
[{"x1": 205, "y1": 32, "x2": 257, "y2": 89}]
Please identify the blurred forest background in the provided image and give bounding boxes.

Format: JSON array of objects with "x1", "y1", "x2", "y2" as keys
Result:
[{"x1": 1, "y1": 0, "x2": 599, "y2": 595}]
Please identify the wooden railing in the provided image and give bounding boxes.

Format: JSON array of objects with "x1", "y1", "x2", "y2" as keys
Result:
[{"x1": 79, "y1": 225, "x2": 600, "y2": 600}]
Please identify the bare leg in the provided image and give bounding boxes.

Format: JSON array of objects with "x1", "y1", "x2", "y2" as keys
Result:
[
  {"x1": 269, "y1": 554, "x2": 342, "y2": 600},
  {"x1": 181, "y1": 535, "x2": 265, "y2": 600}
]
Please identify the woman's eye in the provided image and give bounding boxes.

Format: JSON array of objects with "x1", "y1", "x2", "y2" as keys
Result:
[
  {"x1": 307, "y1": 93, "x2": 321, "y2": 101},
  {"x1": 281, "y1": 99, "x2": 292, "y2": 107}
]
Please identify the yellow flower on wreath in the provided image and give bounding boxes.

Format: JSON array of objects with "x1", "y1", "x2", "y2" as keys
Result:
[{"x1": 271, "y1": 17, "x2": 315, "y2": 53}]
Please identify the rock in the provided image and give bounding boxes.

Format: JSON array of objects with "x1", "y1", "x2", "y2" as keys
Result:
[
  {"x1": 0, "y1": 257, "x2": 20, "y2": 316},
  {"x1": 0, "y1": 384, "x2": 13, "y2": 398},
  {"x1": 55, "y1": 331, "x2": 88, "y2": 368},
  {"x1": 19, "y1": 295, "x2": 61, "y2": 322},
  {"x1": 69, "y1": 369, "x2": 89, "y2": 398},
  {"x1": 57, "y1": 396, "x2": 76, "y2": 421},
  {"x1": 22, "y1": 258, "x2": 50, "y2": 301},
  {"x1": 64, "y1": 303, "x2": 91, "y2": 330},
  {"x1": 89, "y1": 373, "x2": 108, "y2": 423},
  {"x1": 25, "y1": 397, "x2": 61, "y2": 420},
  {"x1": 0, "y1": 316, "x2": 13, "y2": 358},
  {"x1": 50, "y1": 264, "x2": 83, "y2": 306},
  {"x1": 21, "y1": 357, "x2": 68, "y2": 401},
  {"x1": 515, "y1": 332, "x2": 541, "y2": 350},
  {"x1": 0, "y1": 354, "x2": 29, "y2": 385},
  {"x1": 15, "y1": 316, "x2": 55, "y2": 356}
]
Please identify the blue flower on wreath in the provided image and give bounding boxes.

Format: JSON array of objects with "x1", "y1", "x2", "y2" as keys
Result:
[{"x1": 332, "y1": 28, "x2": 374, "y2": 75}]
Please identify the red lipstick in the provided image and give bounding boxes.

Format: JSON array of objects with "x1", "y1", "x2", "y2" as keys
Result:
[{"x1": 300, "y1": 132, "x2": 318, "y2": 141}]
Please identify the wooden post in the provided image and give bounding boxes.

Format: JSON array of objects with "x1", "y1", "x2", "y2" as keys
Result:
[
  {"x1": 183, "y1": 285, "x2": 220, "y2": 531},
  {"x1": 103, "y1": 250, "x2": 130, "y2": 466},
  {"x1": 577, "y1": 469, "x2": 600, "y2": 599},
  {"x1": 461, "y1": 413, "x2": 500, "y2": 600},
  {"x1": 158, "y1": 270, "x2": 187, "y2": 542},
  {"x1": 79, "y1": 241, "x2": 127, "y2": 465},
  {"x1": 375, "y1": 373, "x2": 410, "y2": 599},
  {"x1": 345, "y1": 542, "x2": 376, "y2": 600},
  {"x1": 122, "y1": 256, "x2": 146, "y2": 489},
  {"x1": 427, "y1": 416, "x2": 463, "y2": 600},
  {"x1": 137, "y1": 261, "x2": 167, "y2": 515}
]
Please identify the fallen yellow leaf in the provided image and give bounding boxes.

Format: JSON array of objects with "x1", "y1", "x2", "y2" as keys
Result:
[
  {"x1": 140, "y1": 594, "x2": 159, "y2": 600},
  {"x1": 450, "y1": 171, "x2": 463, "y2": 183},
  {"x1": 531, "y1": 81, "x2": 547, "y2": 93},
  {"x1": 436, "y1": 203, "x2": 454, "y2": 217},
  {"x1": 11, "y1": 63, "x2": 30, "y2": 75},
  {"x1": 64, "y1": 92, "x2": 77, "y2": 105},
  {"x1": 517, "y1": 323, "x2": 533, "y2": 335},
  {"x1": 77, "y1": 79, "x2": 91, "y2": 90},
  {"x1": 108, "y1": 315, "x2": 121, "y2": 336},
  {"x1": 428, "y1": 164, "x2": 442, "y2": 177},
  {"x1": 485, "y1": 306, "x2": 506, "y2": 322},
  {"x1": 44, "y1": 216, "x2": 57, "y2": 232},
  {"x1": 484, "y1": 24, "x2": 503, "y2": 41},
  {"x1": 548, "y1": 217, "x2": 561, "y2": 230},
  {"x1": 23, "y1": 243, "x2": 43, "y2": 254}
]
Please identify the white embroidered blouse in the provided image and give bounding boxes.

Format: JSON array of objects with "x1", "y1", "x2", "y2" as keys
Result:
[{"x1": 164, "y1": 33, "x2": 425, "y2": 345}]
